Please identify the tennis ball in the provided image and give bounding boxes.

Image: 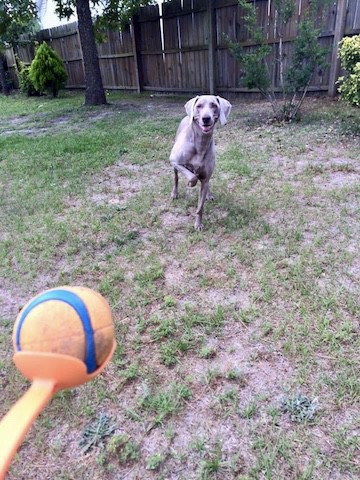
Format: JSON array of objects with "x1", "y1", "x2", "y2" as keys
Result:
[{"x1": 13, "y1": 287, "x2": 114, "y2": 373}]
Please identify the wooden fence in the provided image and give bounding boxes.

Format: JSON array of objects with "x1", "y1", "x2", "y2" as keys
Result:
[{"x1": 6, "y1": 0, "x2": 360, "y2": 96}]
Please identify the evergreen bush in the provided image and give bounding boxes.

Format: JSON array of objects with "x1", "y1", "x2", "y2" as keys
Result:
[{"x1": 29, "y1": 41, "x2": 67, "y2": 97}]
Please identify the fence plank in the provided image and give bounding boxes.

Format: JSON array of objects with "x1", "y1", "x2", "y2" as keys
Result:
[
  {"x1": 329, "y1": 0, "x2": 348, "y2": 96},
  {"x1": 208, "y1": 0, "x2": 216, "y2": 93}
]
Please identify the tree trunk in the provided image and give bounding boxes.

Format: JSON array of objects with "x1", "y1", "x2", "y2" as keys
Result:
[
  {"x1": 0, "y1": 53, "x2": 10, "y2": 95},
  {"x1": 76, "y1": 0, "x2": 106, "y2": 105}
]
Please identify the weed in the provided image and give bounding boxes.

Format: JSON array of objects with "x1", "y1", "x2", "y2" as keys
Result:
[
  {"x1": 215, "y1": 389, "x2": 239, "y2": 415},
  {"x1": 240, "y1": 401, "x2": 257, "y2": 419},
  {"x1": 280, "y1": 393, "x2": 318, "y2": 423},
  {"x1": 134, "y1": 259, "x2": 164, "y2": 286},
  {"x1": 199, "y1": 345, "x2": 217, "y2": 359},
  {"x1": 137, "y1": 382, "x2": 192, "y2": 426},
  {"x1": 202, "y1": 367, "x2": 223, "y2": 387},
  {"x1": 197, "y1": 441, "x2": 228, "y2": 479},
  {"x1": 251, "y1": 433, "x2": 293, "y2": 479},
  {"x1": 151, "y1": 317, "x2": 176, "y2": 341},
  {"x1": 79, "y1": 413, "x2": 117, "y2": 453},
  {"x1": 146, "y1": 452, "x2": 165, "y2": 470},
  {"x1": 238, "y1": 306, "x2": 259, "y2": 325},
  {"x1": 122, "y1": 362, "x2": 141, "y2": 382},
  {"x1": 226, "y1": 369, "x2": 247, "y2": 387},
  {"x1": 159, "y1": 337, "x2": 191, "y2": 366},
  {"x1": 163, "y1": 295, "x2": 177, "y2": 308},
  {"x1": 190, "y1": 436, "x2": 206, "y2": 454},
  {"x1": 106, "y1": 434, "x2": 140, "y2": 463}
]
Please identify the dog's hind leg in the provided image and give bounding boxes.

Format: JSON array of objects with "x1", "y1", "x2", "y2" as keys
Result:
[
  {"x1": 171, "y1": 168, "x2": 179, "y2": 199},
  {"x1": 206, "y1": 185, "x2": 214, "y2": 201},
  {"x1": 194, "y1": 180, "x2": 209, "y2": 230}
]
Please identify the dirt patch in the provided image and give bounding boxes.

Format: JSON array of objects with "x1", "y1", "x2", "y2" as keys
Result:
[
  {"x1": 88, "y1": 161, "x2": 148, "y2": 207},
  {"x1": 313, "y1": 171, "x2": 359, "y2": 189},
  {"x1": 161, "y1": 211, "x2": 191, "y2": 229},
  {"x1": 0, "y1": 285, "x2": 22, "y2": 319}
]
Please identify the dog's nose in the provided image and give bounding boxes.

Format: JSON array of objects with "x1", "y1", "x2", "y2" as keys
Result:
[{"x1": 202, "y1": 116, "x2": 211, "y2": 125}]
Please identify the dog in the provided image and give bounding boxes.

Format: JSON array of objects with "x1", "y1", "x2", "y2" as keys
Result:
[{"x1": 170, "y1": 95, "x2": 232, "y2": 230}]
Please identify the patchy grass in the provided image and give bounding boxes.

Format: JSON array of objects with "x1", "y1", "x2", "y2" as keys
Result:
[{"x1": 0, "y1": 92, "x2": 359, "y2": 479}]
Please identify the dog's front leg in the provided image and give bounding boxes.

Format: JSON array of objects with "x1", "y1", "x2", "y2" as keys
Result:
[
  {"x1": 195, "y1": 180, "x2": 209, "y2": 230},
  {"x1": 171, "y1": 162, "x2": 198, "y2": 186}
]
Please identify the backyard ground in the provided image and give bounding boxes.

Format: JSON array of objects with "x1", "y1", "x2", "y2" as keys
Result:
[{"x1": 0, "y1": 91, "x2": 359, "y2": 480}]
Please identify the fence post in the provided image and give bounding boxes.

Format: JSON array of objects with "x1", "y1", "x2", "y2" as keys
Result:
[
  {"x1": 131, "y1": 15, "x2": 143, "y2": 93},
  {"x1": 328, "y1": 0, "x2": 347, "y2": 97},
  {"x1": 208, "y1": 0, "x2": 216, "y2": 95}
]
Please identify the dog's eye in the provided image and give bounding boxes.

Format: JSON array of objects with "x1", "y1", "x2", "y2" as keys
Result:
[{"x1": 196, "y1": 103, "x2": 203, "y2": 109}]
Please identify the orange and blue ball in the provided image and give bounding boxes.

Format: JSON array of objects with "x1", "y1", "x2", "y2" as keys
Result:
[{"x1": 13, "y1": 287, "x2": 115, "y2": 373}]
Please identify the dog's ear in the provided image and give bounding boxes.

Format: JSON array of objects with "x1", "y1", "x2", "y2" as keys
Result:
[
  {"x1": 216, "y1": 96, "x2": 232, "y2": 125},
  {"x1": 184, "y1": 96, "x2": 200, "y2": 124}
]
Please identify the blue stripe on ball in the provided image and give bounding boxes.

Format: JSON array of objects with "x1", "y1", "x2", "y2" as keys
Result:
[{"x1": 16, "y1": 289, "x2": 97, "y2": 374}]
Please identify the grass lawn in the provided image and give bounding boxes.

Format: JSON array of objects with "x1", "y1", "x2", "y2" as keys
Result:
[{"x1": 0, "y1": 91, "x2": 359, "y2": 479}]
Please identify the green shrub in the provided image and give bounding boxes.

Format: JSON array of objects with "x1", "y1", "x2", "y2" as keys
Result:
[
  {"x1": 29, "y1": 41, "x2": 67, "y2": 97},
  {"x1": 338, "y1": 62, "x2": 360, "y2": 106},
  {"x1": 17, "y1": 58, "x2": 40, "y2": 96},
  {"x1": 338, "y1": 35, "x2": 360, "y2": 72},
  {"x1": 338, "y1": 35, "x2": 360, "y2": 106}
]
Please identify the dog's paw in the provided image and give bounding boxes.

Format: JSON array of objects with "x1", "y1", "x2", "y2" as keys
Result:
[
  {"x1": 188, "y1": 176, "x2": 198, "y2": 187},
  {"x1": 194, "y1": 221, "x2": 204, "y2": 231},
  {"x1": 206, "y1": 192, "x2": 214, "y2": 201},
  {"x1": 171, "y1": 190, "x2": 178, "y2": 200}
]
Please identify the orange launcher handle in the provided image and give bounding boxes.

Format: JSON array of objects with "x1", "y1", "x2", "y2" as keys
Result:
[{"x1": 0, "y1": 381, "x2": 55, "y2": 479}]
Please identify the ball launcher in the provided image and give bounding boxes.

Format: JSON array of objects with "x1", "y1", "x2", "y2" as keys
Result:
[{"x1": 0, "y1": 287, "x2": 116, "y2": 479}]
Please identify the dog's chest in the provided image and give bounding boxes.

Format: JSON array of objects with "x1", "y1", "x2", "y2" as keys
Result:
[
  {"x1": 187, "y1": 152, "x2": 206, "y2": 172},
  {"x1": 186, "y1": 142, "x2": 214, "y2": 172}
]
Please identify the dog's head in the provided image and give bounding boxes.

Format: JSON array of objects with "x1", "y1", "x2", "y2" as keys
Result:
[{"x1": 185, "y1": 95, "x2": 232, "y2": 134}]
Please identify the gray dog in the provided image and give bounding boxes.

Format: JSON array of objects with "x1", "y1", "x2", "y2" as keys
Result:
[{"x1": 170, "y1": 95, "x2": 232, "y2": 230}]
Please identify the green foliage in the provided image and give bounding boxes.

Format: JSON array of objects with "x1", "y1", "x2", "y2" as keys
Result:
[
  {"x1": 229, "y1": 0, "x2": 329, "y2": 121},
  {"x1": 106, "y1": 434, "x2": 140, "y2": 463},
  {"x1": 17, "y1": 58, "x2": 39, "y2": 96},
  {"x1": 274, "y1": 0, "x2": 295, "y2": 25},
  {"x1": 95, "y1": 0, "x2": 156, "y2": 32},
  {"x1": 338, "y1": 62, "x2": 360, "y2": 106},
  {"x1": 0, "y1": 1, "x2": 38, "y2": 95},
  {"x1": 146, "y1": 452, "x2": 165, "y2": 470},
  {"x1": 229, "y1": 42, "x2": 271, "y2": 94},
  {"x1": 54, "y1": 0, "x2": 155, "y2": 33},
  {"x1": 29, "y1": 42, "x2": 67, "y2": 97},
  {"x1": 228, "y1": 0, "x2": 271, "y2": 94},
  {"x1": 138, "y1": 382, "x2": 192, "y2": 425},
  {"x1": 286, "y1": 18, "x2": 328, "y2": 94},
  {"x1": 0, "y1": 1, "x2": 38, "y2": 46},
  {"x1": 338, "y1": 35, "x2": 360, "y2": 106},
  {"x1": 338, "y1": 35, "x2": 360, "y2": 72}
]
